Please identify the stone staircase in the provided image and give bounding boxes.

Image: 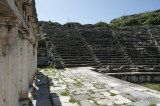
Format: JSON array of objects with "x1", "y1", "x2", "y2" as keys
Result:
[
  {"x1": 114, "y1": 28, "x2": 160, "y2": 72},
  {"x1": 50, "y1": 29, "x2": 98, "y2": 68},
  {"x1": 81, "y1": 29, "x2": 129, "y2": 72},
  {"x1": 45, "y1": 25, "x2": 160, "y2": 72}
]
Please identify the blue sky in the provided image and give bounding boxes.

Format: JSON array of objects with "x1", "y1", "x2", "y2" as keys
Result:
[{"x1": 36, "y1": 0, "x2": 160, "y2": 25}]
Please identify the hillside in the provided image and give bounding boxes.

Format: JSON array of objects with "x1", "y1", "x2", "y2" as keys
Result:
[{"x1": 110, "y1": 9, "x2": 160, "y2": 28}]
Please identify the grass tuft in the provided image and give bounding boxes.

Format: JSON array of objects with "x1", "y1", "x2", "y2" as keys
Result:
[
  {"x1": 60, "y1": 92, "x2": 69, "y2": 96},
  {"x1": 140, "y1": 83, "x2": 160, "y2": 92},
  {"x1": 69, "y1": 97, "x2": 77, "y2": 103},
  {"x1": 110, "y1": 93, "x2": 117, "y2": 96},
  {"x1": 149, "y1": 104, "x2": 156, "y2": 106},
  {"x1": 88, "y1": 89, "x2": 95, "y2": 94}
]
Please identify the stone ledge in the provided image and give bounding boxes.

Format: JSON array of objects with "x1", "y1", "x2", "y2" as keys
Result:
[
  {"x1": 105, "y1": 72, "x2": 160, "y2": 75},
  {"x1": 104, "y1": 72, "x2": 160, "y2": 83}
]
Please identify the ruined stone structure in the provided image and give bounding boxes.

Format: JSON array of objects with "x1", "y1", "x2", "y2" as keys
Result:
[
  {"x1": 0, "y1": 0, "x2": 38, "y2": 105},
  {"x1": 39, "y1": 21, "x2": 160, "y2": 83}
]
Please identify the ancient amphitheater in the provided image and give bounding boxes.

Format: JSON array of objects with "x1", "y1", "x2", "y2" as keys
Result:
[
  {"x1": 39, "y1": 22, "x2": 160, "y2": 83},
  {"x1": 1, "y1": 0, "x2": 160, "y2": 106}
]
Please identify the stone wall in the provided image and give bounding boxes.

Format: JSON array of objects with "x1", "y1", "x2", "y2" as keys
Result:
[{"x1": 0, "y1": 0, "x2": 38, "y2": 105}]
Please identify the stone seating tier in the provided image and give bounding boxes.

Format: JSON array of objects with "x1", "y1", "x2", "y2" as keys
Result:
[{"x1": 48, "y1": 27, "x2": 160, "y2": 72}]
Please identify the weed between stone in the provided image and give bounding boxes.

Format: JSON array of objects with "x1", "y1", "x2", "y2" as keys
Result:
[
  {"x1": 102, "y1": 104, "x2": 108, "y2": 106},
  {"x1": 77, "y1": 81, "x2": 84, "y2": 86},
  {"x1": 100, "y1": 97, "x2": 105, "y2": 99},
  {"x1": 53, "y1": 85, "x2": 60, "y2": 87},
  {"x1": 93, "y1": 83, "x2": 106, "y2": 89},
  {"x1": 60, "y1": 92, "x2": 69, "y2": 96},
  {"x1": 88, "y1": 89, "x2": 95, "y2": 94},
  {"x1": 69, "y1": 97, "x2": 81, "y2": 106},
  {"x1": 93, "y1": 100, "x2": 100, "y2": 106},
  {"x1": 149, "y1": 104, "x2": 156, "y2": 106},
  {"x1": 69, "y1": 97, "x2": 77, "y2": 103},
  {"x1": 110, "y1": 93, "x2": 117, "y2": 96},
  {"x1": 113, "y1": 104, "x2": 118, "y2": 106},
  {"x1": 71, "y1": 91, "x2": 77, "y2": 94},
  {"x1": 66, "y1": 82, "x2": 70, "y2": 89}
]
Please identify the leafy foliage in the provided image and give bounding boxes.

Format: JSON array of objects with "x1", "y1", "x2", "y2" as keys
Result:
[
  {"x1": 94, "y1": 21, "x2": 110, "y2": 29},
  {"x1": 50, "y1": 22, "x2": 62, "y2": 26},
  {"x1": 38, "y1": 39, "x2": 46, "y2": 48},
  {"x1": 83, "y1": 24, "x2": 94, "y2": 28},
  {"x1": 63, "y1": 22, "x2": 82, "y2": 28},
  {"x1": 110, "y1": 9, "x2": 160, "y2": 28}
]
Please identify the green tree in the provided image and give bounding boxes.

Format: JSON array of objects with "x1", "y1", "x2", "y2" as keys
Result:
[
  {"x1": 94, "y1": 22, "x2": 110, "y2": 29},
  {"x1": 146, "y1": 13, "x2": 160, "y2": 25},
  {"x1": 63, "y1": 22, "x2": 82, "y2": 28},
  {"x1": 50, "y1": 22, "x2": 62, "y2": 26},
  {"x1": 110, "y1": 9, "x2": 160, "y2": 28},
  {"x1": 121, "y1": 18, "x2": 140, "y2": 27}
]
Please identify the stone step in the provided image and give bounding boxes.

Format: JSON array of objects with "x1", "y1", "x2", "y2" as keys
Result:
[
  {"x1": 62, "y1": 58, "x2": 95, "y2": 61},
  {"x1": 88, "y1": 44, "x2": 118, "y2": 47},
  {"x1": 57, "y1": 50, "x2": 91, "y2": 52},
  {"x1": 60, "y1": 54, "x2": 92, "y2": 56},
  {"x1": 65, "y1": 64, "x2": 98, "y2": 68},
  {"x1": 96, "y1": 55, "x2": 125, "y2": 57},
  {"x1": 100, "y1": 60, "x2": 128, "y2": 63},
  {"x1": 87, "y1": 42, "x2": 118, "y2": 44},
  {"x1": 61, "y1": 56, "x2": 94, "y2": 59},
  {"x1": 125, "y1": 52, "x2": 159, "y2": 55},
  {"x1": 136, "y1": 69, "x2": 160, "y2": 72},
  {"x1": 131, "y1": 60, "x2": 160, "y2": 62},
  {"x1": 98, "y1": 59, "x2": 127, "y2": 61},
  {"x1": 52, "y1": 41, "x2": 84, "y2": 43},
  {"x1": 125, "y1": 52, "x2": 159, "y2": 54},
  {"x1": 55, "y1": 47, "x2": 88, "y2": 49},
  {"x1": 53, "y1": 45, "x2": 85, "y2": 47},
  {"x1": 99, "y1": 61, "x2": 128, "y2": 64},
  {"x1": 64, "y1": 61, "x2": 96, "y2": 64},
  {"x1": 124, "y1": 48, "x2": 159, "y2": 50},
  {"x1": 97, "y1": 57, "x2": 126, "y2": 59},
  {"x1": 94, "y1": 52, "x2": 123, "y2": 55},
  {"x1": 58, "y1": 52, "x2": 92, "y2": 55},
  {"x1": 53, "y1": 42, "x2": 85, "y2": 45},
  {"x1": 95, "y1": 53, "x2": 124, "y2": 55},
  {"x1": 129, "y1": 56, "x2": 160, "y2": 58},
  {"x1": 86, "y1": 39, "x2": 115, "y2": 41},
  {"x1": 134, "y1": 63, "x2": 159, "y2": 65},
  {"x1": 130, "y1": 58, "x2": 160, "y2": 60},
  {"x1": 56, "y1": 48, "x2": 89, "y2": 51},
  {"x1": 100, "y1": 63, "x2": 129, "y2": 65}
]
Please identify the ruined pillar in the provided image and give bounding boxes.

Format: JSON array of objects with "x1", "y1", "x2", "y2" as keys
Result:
[
  {"x1": 17, "y1": 33, "x2": 30, "y2": 99},
  {"x1": 28, "y1": 42, "x2": 34, "y2": 86},
  {"x1": 17, "y1": 35, "x2": 23, "y2": 99},
  {"x1": 21, "y1": 39, "x2": 29, "y2": 99},
  {"x1": 0, "y1": 22, "x2": 19, "y2": 106},
  {"x1": 34, "y1": 44, "x2": 38, "y2": 76}
]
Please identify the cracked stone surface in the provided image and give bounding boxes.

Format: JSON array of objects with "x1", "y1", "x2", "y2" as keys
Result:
[{"x1": 20, "y1": 67, "x2": 160, "y2": 106}]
